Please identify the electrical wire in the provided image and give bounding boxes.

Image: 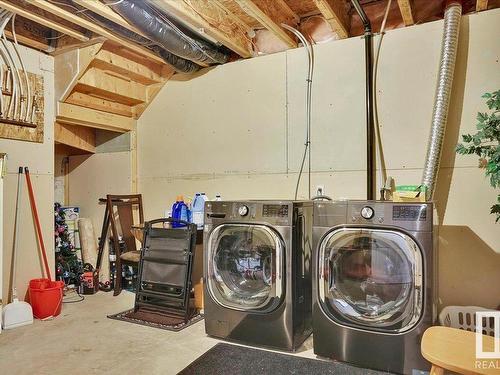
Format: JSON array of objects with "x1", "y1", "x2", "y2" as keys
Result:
[
  {"x1": 373, "y1": 0, "x2": 392, "y2": 200},
  {"x1": 104, "y1": 0, "x2": 125, "y2": 6},
  {"x1": 282, "y1": 24, "x2": 314, "y2": 200},
  {"x1": 62, "y1": 288, "x2": 85, "y2": 303}
]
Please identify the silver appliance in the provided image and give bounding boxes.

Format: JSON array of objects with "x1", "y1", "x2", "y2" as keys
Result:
[
  {"x1": 312, "y1": 200, "x2": 437, "y2": 374},
  {"x1": 204, "y1": 200, "x2": 312, "y2": 351}
]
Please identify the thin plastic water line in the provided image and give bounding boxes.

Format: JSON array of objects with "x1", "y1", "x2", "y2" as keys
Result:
[{"x1": 281, "y1": 23, "x2": 314, "y2": 200}]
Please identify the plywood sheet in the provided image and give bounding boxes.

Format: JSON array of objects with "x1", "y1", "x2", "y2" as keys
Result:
[{"x1": 0, "y1": 70, "x2": 44, "y2": 143}]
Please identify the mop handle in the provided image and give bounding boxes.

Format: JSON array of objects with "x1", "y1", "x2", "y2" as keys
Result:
[
  {"x1": 11, "y1": 167, "x2": 23, "y2": 300},
  {"x1": 24, "y1": 167, "x2": 52, "y2": 281}
]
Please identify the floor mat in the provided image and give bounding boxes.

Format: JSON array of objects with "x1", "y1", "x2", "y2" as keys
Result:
[
  {"x1": 178, "y1": 343, "x2": 391, "y2": 375},
  {"x1": 107, "y1": 308, "x2": 203, "y2": 332}
]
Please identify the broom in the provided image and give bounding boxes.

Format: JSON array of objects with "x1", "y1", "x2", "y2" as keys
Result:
[{"x1": 2, "y1": 167, "x2": 33, "y2": 329}]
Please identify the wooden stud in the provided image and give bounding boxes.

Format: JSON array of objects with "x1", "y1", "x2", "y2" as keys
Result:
[
  {"x1": 65, "y1": 92, "x2": 133, "y2": 118},
  {"x1": 75, "y1": 67, "x2": 147, "y2": 105},
  {"x1": 57, "y1": 102, "x2": 135, "y2": 133},
  {"x1": 234, "y1": 0, "x2": 298, "y2": 48},
  {"x1": 72, "y1": 0, "x2": 148, "y2": 39},
  {"x1": 313, "y1": 0, "x2": 349, "y2": 39},
  {"x1": 156, "y1": 0, "x2": 252, "y2": 58},
  {"x1": 476, "y1": 0, "x2": 488, "y2": 11},
  {"x1": 397, "y1": 0, "x2": 415, "y2": 26},
  {"x1": 55, "y1": 122, "x2": 96, "y2": 154},
  {"x1": 26, "y1": 0, "x2": 166, "y2": 64},
  {"x1": 0, "y1": 0, "x2": 89, "y2": 41}
]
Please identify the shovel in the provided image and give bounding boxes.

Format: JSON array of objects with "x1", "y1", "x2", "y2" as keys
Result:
[{"x1": 2, "y1": 167, "x2": 33, "y2": 329}]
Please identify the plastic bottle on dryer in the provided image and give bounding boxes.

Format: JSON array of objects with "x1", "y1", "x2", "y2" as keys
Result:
[
  {"x1": 191, "y1": 193, "x2": 206, "y2": 229},
  {"x1": 172, "y1": 195, "x2": 189, "y2": 228}
]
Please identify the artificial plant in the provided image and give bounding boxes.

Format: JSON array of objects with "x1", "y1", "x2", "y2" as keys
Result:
[{"x1": 456, "y1": 90, "x2": 500, "y2": 222}]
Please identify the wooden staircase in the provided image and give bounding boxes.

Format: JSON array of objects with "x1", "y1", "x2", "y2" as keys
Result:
[{"x1": 54, "y1": 41, "x2": 173, "y2": 155}]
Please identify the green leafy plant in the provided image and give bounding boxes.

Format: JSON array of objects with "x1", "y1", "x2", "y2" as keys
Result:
[{"x1": 456, "y1": 90, "x2": 500, "y2": 222}]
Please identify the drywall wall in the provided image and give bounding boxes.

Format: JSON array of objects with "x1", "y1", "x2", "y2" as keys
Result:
[
  {"x1": 1, "y1": 45, "x2": 55, "y2": 303},
  {"x1": 68, "y1": 140, "x2": 132, "y2": 239},
  {"x1": 138, "y1": 9, "x2": 500, "y2": 309}
]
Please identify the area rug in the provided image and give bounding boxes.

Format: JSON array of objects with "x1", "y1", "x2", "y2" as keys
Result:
[
  {"x1": 107, "y1": 308, "x2": 203, "y2": 332},
  {"x1": 177, "y1": 343, "x2": 391, "y2": 375}
]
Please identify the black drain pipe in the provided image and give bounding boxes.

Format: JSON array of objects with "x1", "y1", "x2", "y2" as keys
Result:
[{"x1": 351, "y1": 0, "x2": 376, "y2": 200}]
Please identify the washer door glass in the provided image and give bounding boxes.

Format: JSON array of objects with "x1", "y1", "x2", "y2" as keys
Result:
[
  {"x1": 207, "y1": 224, "x2": 284, "y2": 312},
  {"x1": 319, "y1": 228, "x2": 423, "y2": 333}
]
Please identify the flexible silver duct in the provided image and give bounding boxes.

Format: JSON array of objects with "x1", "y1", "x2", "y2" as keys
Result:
[{"x1": 421, "y1": 1, "x2": 462, "y2": 200}]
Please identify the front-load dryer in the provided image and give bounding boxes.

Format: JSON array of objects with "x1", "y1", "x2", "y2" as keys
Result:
[
  {"x1": 204, "y1": 200, "x2": 312, "y2": 351},
  {"x1": 312, "y1": 200, "x2": 437, "y2": 374}
]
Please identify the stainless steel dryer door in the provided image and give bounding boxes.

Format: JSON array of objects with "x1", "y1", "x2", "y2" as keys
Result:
[
  {"x1": 318, "y1": 228, "x2": 423, "y2": 333},
  {"x1": 207, "y1": 224, "x2": 284, "y2": 312}
]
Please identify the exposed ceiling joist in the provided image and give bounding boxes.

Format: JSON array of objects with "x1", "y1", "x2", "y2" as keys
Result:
[
  {"x1": 72, "y1": 0, "x2": 148, "y2": 39},
  {"x1": 313, "y1": 0, "x2": 349, "y2": 39},
  {"x1": 0, "y1": 0, "x2": 89, "y2": 41},
  {"x1": 234, "y1": 0, "x2": 298, "y2": 48},
  {"x1": 155, "y1": 0, "x2": 253, "y2": 58},
  {"x1": 26, "y1": 0, "x2": 166, "y2": 64},
  {"x1": 397, "y1": 0, "x2": 415, "y2": 26},
  {"x1": 476, "y1": 0, "x2": 488, "y2": 11}
]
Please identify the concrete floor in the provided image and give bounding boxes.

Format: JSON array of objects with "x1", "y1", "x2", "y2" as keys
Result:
[{"x1": 0, "y1": 291, "x2": 316, "y2": 375}]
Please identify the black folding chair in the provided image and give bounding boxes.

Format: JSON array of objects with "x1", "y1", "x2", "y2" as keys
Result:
[{"x1": 134, "y1": 218, "x2": 197, "y2": 322}]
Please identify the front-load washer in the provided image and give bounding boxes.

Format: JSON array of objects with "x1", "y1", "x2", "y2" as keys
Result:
[
  {"x1": 312, "y1": 200, "x2": 437, "y2": 374},
  {"x1": 204, "y1": 200, "x2": 312, "y2": 351}
]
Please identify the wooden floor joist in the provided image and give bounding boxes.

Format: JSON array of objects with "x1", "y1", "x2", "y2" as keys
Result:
[
  {"x1": 476, "y1": 0, "x2": 488, "y2": 11},
  {"x1": 72, "y1": 0, "x2": 148, "y2": 39},
  {"x1": 397, "y1": 0, "x2": 415, "y2": 26},
  {"x1": 313, "y1": 0, "x2": 349, "y2": 39},
  {"x1": 26, "y1": 0, "x2": 166, "y2": 64},
  {"x1": 0, "y1": 0, "x2": 89, "y2": 42},
  {"x1": 156, "y1": 0, "x2": 253, "y2": 58},
  {"x1": 234, "y1": 0, "x2": 298, "y2": 48}
]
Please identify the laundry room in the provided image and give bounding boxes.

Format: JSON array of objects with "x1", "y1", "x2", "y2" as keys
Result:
[{"x1": 0, "y1": 1, "x2": 499, "y2": 374}]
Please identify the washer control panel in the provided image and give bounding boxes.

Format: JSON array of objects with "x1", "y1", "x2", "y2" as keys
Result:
[
  {"x1": 262, "y1": 204, "x2": 289, "y2": 218},
  {"x1": 349, "y1": 202, "x2": 384, "y2": 223}
]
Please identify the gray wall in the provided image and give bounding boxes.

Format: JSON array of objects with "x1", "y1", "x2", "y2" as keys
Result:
[{"x1": 138, "y1": 10, "x2": 500, "y2": 309}]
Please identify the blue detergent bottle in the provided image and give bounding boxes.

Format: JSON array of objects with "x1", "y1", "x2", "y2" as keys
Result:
[{"x1": 172, "y1": 195, "x2": 189, "y2": 228}]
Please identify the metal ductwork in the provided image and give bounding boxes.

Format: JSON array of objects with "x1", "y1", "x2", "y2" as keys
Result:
[
  {"x1": 351, "y1": 0, "x2": 376, "y2": 201},
  {"x1": 421, "y1": 1, "x2": 462, "y2": 200},
  {"x1": 108, "y1": 0, "x2": 229, "y2": 66}
]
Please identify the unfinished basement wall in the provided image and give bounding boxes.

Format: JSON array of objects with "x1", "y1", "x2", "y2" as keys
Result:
[
  {"x1": 1, "y1": 46, "x2": 55, "y2": 303},
  {"x1": 138, "y1": 9, "x2": 500, "y2": 310}
]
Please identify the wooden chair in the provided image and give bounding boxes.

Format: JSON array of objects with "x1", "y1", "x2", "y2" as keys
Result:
[
  {"x1": 421, "y1": 326, "x2": 498, "y2": 375},
  {"x1": 107, "y1": 194, "x2": 144, "y2": 296}
]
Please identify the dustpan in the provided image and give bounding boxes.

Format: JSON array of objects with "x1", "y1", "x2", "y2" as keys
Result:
[{"x1": 2, "y1": 167, "x2": 33, "y2": 329}]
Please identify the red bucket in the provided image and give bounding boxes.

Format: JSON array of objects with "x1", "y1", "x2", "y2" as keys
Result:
[{"x1": 28, "y1": 278, "x2": 64, "y2": 319}]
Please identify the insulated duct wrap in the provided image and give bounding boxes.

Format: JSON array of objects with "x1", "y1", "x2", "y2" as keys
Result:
[
  {"x1": 82, "y1": 9, "x2": 200, "y2": 73},
  {"x1": 109, "y1": 0, "x2": 229, "y2": 66},
  {"x1": 421, "y1": 2, "x2": 462, "y2": 200}
]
